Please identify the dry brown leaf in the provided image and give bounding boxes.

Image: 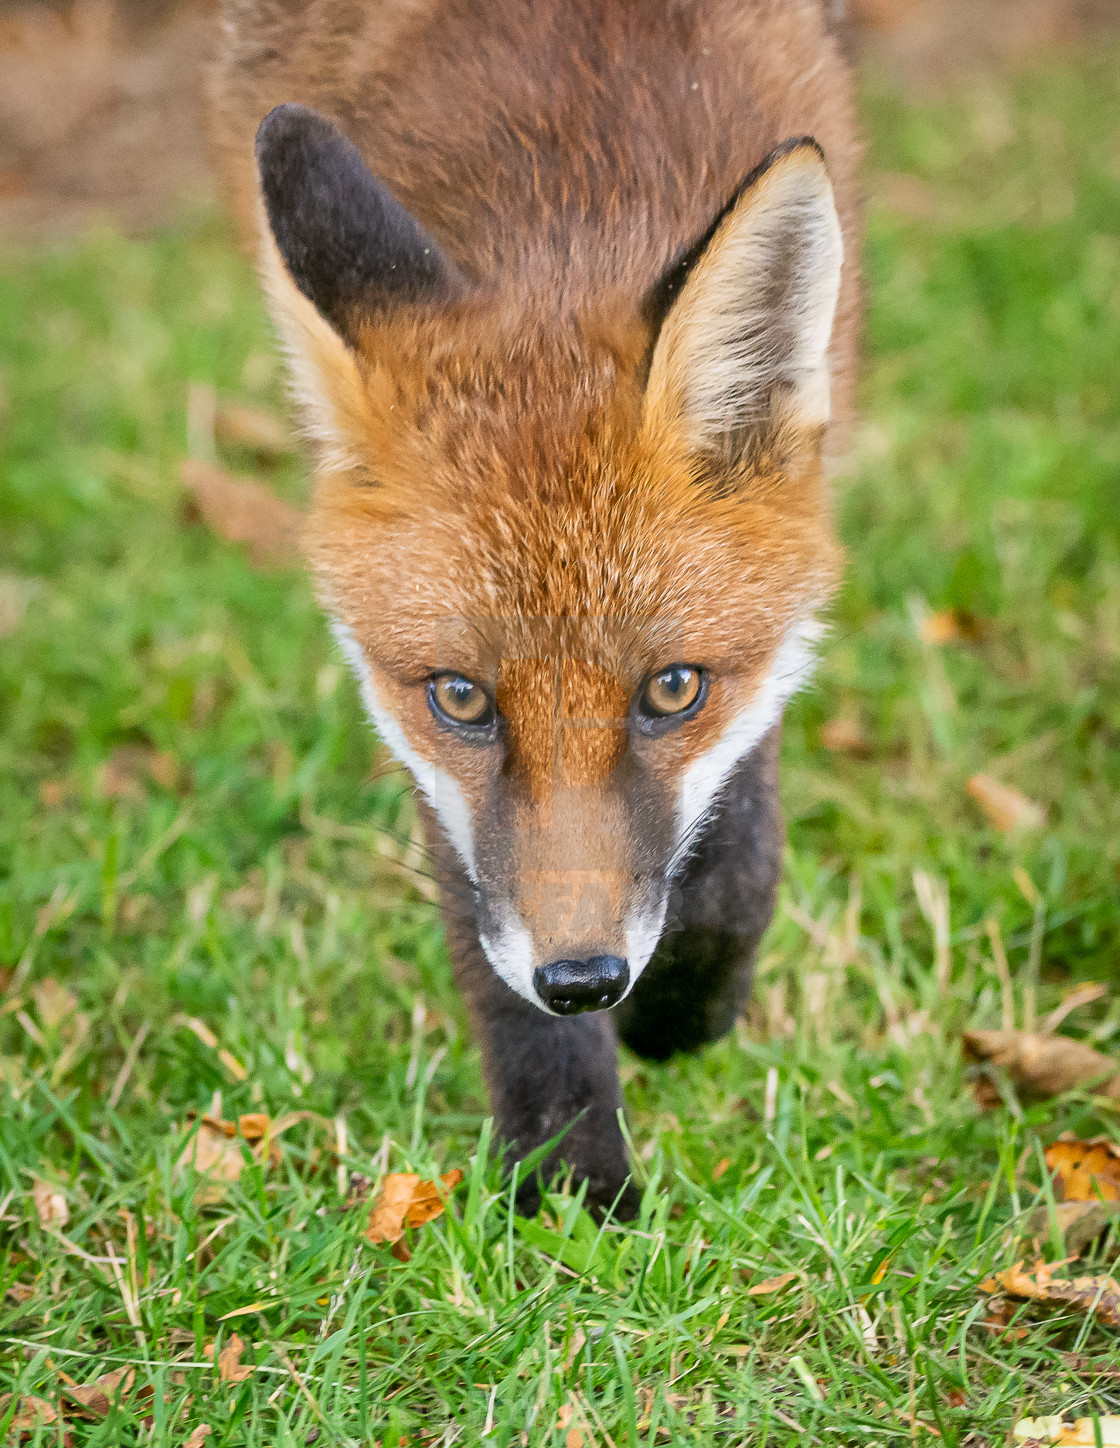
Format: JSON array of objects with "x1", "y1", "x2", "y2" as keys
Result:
[
  {"x1": 984, "y1": 1261, "x2": 1120, "y2": 1329},
  {"x1": 963, "y1": 1029, "x2": 1120, "y2": 1101},
  {"x1": 1046, "y1": 1138, "x2": 1120, "y2": 1203},
  {"x1": 0, "y1": 1393, "x2": 56, "y2": 1428},
  {"x1": 32, "y1": 977, "x2": 77, "y2": 1028},
  {"x1": 61, "y1": 1367, "x2": 135, "y2": 1419},
  {"x1": 981, "y1": 1296, "x2": 1029, "y2": 1340},
  {"x1": 919, "y1": 608, "x2": 985, "y2": 645},
  {"x1": 405, "y1": 1169, "x2": 464, "y2": 1228},
  {"x1": 6, "y1": 1282, "x2": 34, "y2": 1305},
  {"x1": 215, "y1": 401, "x2": 295, "y2": 460},
  {"x1": 712, "y1": 1157, "x2": 732, "y2": 1180},
  {"x1": 38, "y1": 778, "x2": 73, "y2": 808},
  {"x1": 1013, "y1": 1417, "x2": 1120, "y2": 1445},
  {"x1": 217, "y1": 1332, "x2": 254, "y2": 1383},
  {"x1": 180, "y1": 459, "x2": 303, "y2": 569},
  {"x1": 967, "y1": 773, "x2": 1045, "y2": 832},
  {"x1": 366, "y1": 1169, "x2": 463, "y2": 1245},
  {"x1": 184, "y1": 1427, "x2": 213, "y2": 1448},
  {"x1": 820, "y1": 716, "x2": 871, "y2": 756},
  {"x1": 747, "y1": 1270, "x2": 798, "y2": 1297},
  {"x1": 1025, "y1": 1201, "x2": 1118, "y2": 1259},
  {"x1": 32, "y1": 1177, "x2": 68, "y2": 1229},
  {"x1": 174, "y1": 1116, "x2": 262, "y2": 1204},
  {"x1": 96, "y1": 744, "x2": 181, "y2": 801},
  {"x1": 367, "y1": 1173, "x2": 421, "y2": 1244}
]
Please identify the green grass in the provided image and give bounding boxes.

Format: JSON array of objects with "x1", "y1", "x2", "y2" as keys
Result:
[{"x1": 2, "y1": 44, "x2": 1120, "y2": 1448}]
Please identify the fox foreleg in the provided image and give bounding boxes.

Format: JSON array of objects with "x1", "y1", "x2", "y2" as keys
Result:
[
  {"x1": 426, "y1": 821, "x2": 640, "y2": 1219},
  {"x1": 615, "y1": 725, "x2": 784, "y2": 1061}
]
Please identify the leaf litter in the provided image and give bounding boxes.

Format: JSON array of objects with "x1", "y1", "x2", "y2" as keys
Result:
[
  {"x1": 1013, "y1": 1417, "x2": 1120, "y2": 1445},
  {"x1": 58, "y1": 1367, "x2": 135, "y2": 1420},
  {"x1": 981, "y1": 1259, "x2": 1120, "y2": 1329},
  {"x1": 366, "y1": 1169, "x2": 464, "y2": 1259},
  {"x1": 963, "y1": 1029, "x2": 1120, "y2": 1101},
  {"x1": 180, "y1": 458, "x2": 303, "y2": 570},
  {"x1": 217, "y1": 1332, "x2": 255, "y2": 1383},
  {"x1": 967, "y1": 773, "x2": 1046, "y2": 832},
  {"x1": 174, "y1": 1109, "x2": 328, "y2": 1205}
]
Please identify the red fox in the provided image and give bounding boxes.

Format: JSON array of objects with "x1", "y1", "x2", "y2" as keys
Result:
[{"x1": 211, "y1": 0, "x2": 859, "y2": 1215}]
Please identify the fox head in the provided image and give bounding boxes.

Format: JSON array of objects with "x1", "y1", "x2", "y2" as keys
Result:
[{"x1": 255, "y1": 104, "x2": 844, "y2": 1015}]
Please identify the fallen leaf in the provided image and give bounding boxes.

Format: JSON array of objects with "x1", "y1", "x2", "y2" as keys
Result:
[
  {"x1": 174, "y1": 1114, "x2": 279, "y2": 1204},
  {"x1": 6, "y1": 1283, "x2": 34, "y2": 1305},
  {"x1": 820, "y1": 716, "x2": 870, "y2": 756},
  {"x1": 38, "y1": 779, "x2": 73, "y2": 808},
  {"x1": 1025, "y1": 1201, "x2": 1118, "y2": 1259},
  {"x1": 967, "y1": 773, "x2": 1045, "y2": 832},
  {"x1": 218, "y1": 1048, "x2": 248, "y2": 1081},
  {"x1": 180, "y1": 458, "x2": 303, "y2": 569},
  {"x1": 217, "y1": 1301, "x2": 273, "y2": 1321},
  {"x1": 366, "y1": 1169, "x2": 463, "y2": 1245},
  {"x1": 1046, "y1": 1138, "x2": 1120, "y2": 1203},
  {"x1": 184, "y1": 1427, "x2": 213, "y2": 1448},
  {"x1": 1013, "y1": 1418, "x2": 1120, "y2": 1445},
  {"x1": 31, "y1": 977, "x2": 77, "y2": 1028},
  {"x1": 919, "y1": 608, "x2": 984, "y2": 645},
  {"x1": 32, "y1": 1177, "x2": 68, "y2": 1229},
  {"x1": 95, "y1": 744, "x2": 181, "y2": 801},
  {"x1": 963, "y1": 1029, "x2": 1120, "y2": 1100},
  {"x1": 971, "y1": 1074, "x2": 1005, "y2": 1111},
  {"x1": 217, "y1": 1332, "x2": 254, "y2": 1383},
  {"x1": 747, "y1": 1270, "x2": 798, "y2": 1297},
  {"x1": 214, "y1": 400, "x2": 295, "y2": 460},
  {"x1": 61, "y1": 1367, "x2": 135, "y2": 1419},
  {"x1": 985, "y1": 1261, "x2": 1120, "y2": 1329},
  {"x1": 405, "y1": 1169, "x2": 465, "y2": 1228},
  {"x1": 0, "y1": 1394, "x2": 57, "y2": 1428},
  {"x1": 896, "y1": 1410, "x2": 940, "y2": 1437},
  {"x1": 981, "y1": 1295, "x2": 1029, "y2": 1340},
  {"x1": 712, "y1": 1157, "x2": 732, "y2": 1180}
]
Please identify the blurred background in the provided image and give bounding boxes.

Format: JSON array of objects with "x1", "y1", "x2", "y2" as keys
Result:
[{"x1": 0, "y1": 0, "x2": 1117, "y2": 245}]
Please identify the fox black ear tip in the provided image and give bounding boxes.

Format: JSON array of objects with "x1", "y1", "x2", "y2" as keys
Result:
[
  {"x1": 255, "y1": 103, "x2": 328, "y2": 160},
  {"x1": 773, "y1": 134, "x2": 827, "y2": 167}
]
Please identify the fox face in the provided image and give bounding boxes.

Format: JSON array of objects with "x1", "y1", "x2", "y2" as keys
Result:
[{"x1": 256, "y1": 105, "x2": 844, "y2": 1014}]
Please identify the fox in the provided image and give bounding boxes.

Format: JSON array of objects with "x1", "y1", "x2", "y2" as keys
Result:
[{"x1": 210, "y1": 0, "x2": 860, "y2": 1217}]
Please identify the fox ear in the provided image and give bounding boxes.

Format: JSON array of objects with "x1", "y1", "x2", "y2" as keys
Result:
[
  {"x1": 643, "y1": 138, "x2": 843, "y2": 460},
  {"x1": 254, "y1": 104, "x2": 464, "y2": 469},
  {"x1": 255, "y1": 104, "x2": 463, "y2": 344}
]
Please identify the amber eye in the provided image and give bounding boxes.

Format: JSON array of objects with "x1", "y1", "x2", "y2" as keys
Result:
[
  {"x1": 639, "y1": 665, "x2": 703, "y2": 719},
  {"x1": 428, "y1": 674, "x2": 494, "y2": 728}
]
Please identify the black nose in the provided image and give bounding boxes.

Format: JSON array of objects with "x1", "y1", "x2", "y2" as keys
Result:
[{"x1": 533, "y1": 956, "x2": 629, "y2": 1014}]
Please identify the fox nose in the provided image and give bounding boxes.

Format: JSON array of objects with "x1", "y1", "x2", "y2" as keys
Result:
[{"x1": 533, "y1": 956, "x2": 629, "y2": 1014}]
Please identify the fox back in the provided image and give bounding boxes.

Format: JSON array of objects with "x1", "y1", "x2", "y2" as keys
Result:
[{"x1": 210, "y1": 0, "x2": 859, "y2": 1011}]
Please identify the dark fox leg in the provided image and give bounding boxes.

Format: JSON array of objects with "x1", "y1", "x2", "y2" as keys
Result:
[
  {"x1": 615, "y1": 726, "x2": 784, "y2": 1062},
  {"x1": 425, "y1": 822, "x2": 639, "y2": 1219}
]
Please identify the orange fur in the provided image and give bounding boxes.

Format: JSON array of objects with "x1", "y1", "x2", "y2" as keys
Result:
[{"x1": 211, "y1": 0, "x2": 859, "y2": 972}]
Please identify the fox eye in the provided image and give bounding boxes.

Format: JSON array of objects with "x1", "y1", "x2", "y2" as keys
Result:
[
  {"x1": 639, "y1": 665, "x2": 704, "y2": 719},
  {"x1": 428, "y1": 673, "x2": 494, "y2": 728}
]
